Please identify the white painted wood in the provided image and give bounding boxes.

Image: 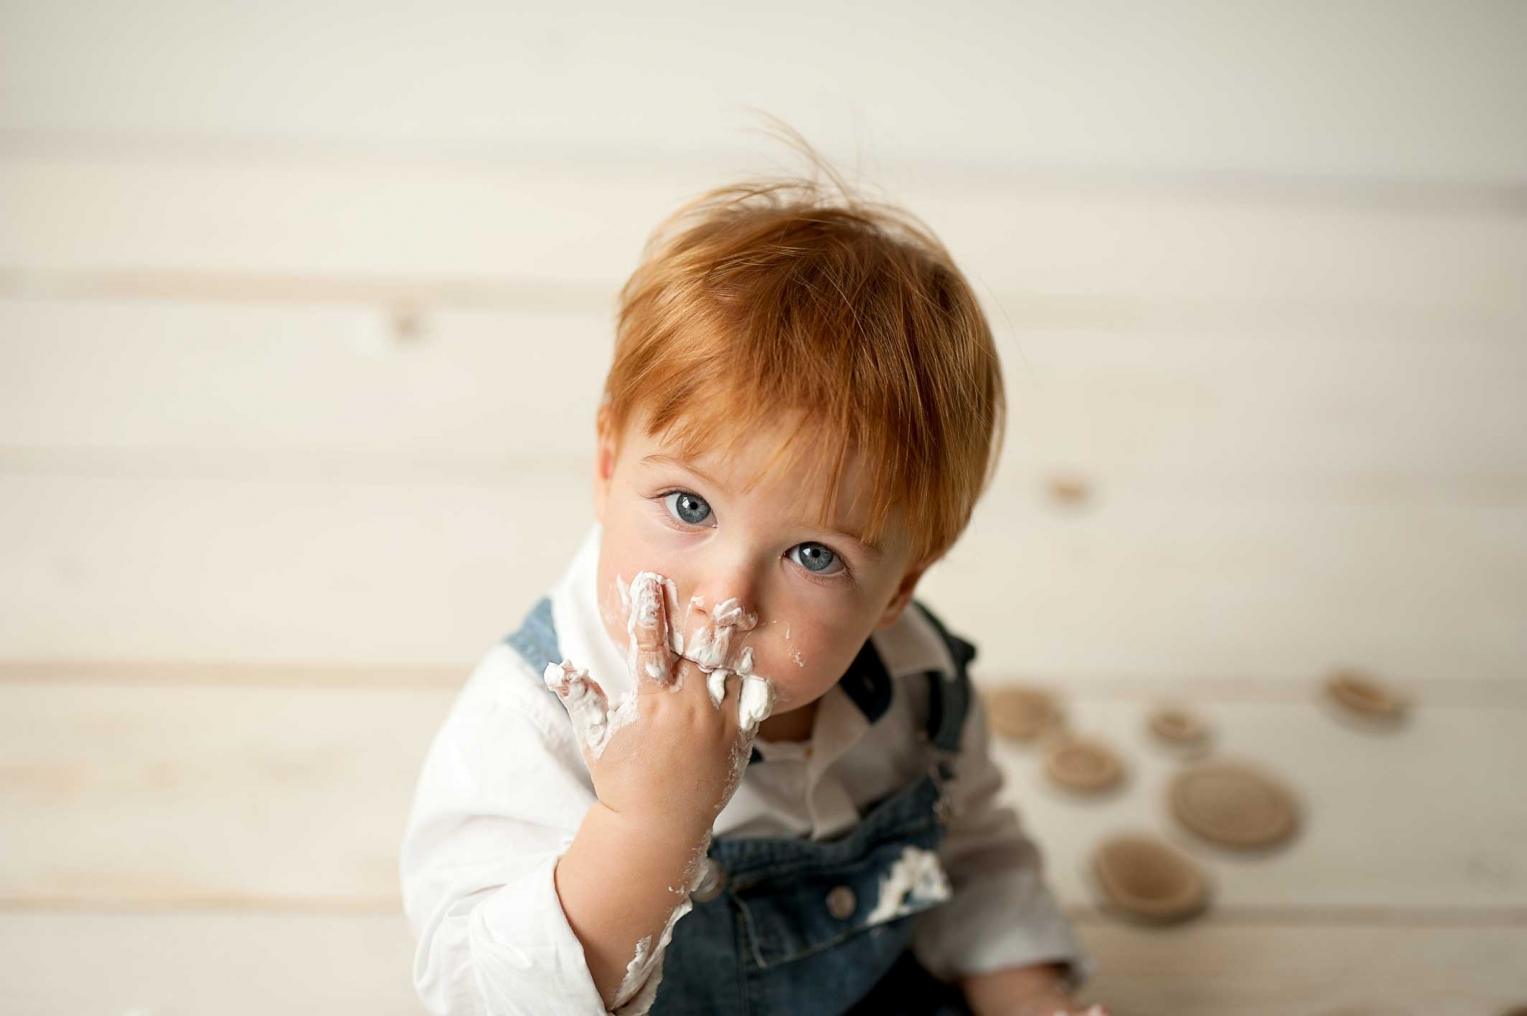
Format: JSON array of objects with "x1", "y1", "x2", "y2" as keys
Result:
[
  {"x1": 0, "y1": 660, "x2": 463, "y2": 689},
  {"x1": 4, "y1": 299, "x2": 1525, "y2": 484},
  {"x1": 2, "y1": 469, "x2": 1523, "y2": 681},
  {"x1": 0, "y1": 471, "x2": 590, "y2": 667},
  {"x1": 0, "y1": 683, "x2": 450, "y2": 907},
  {"x1": 0, "y1": 913, "x2": 422, "y2": 1015},
  {"x1": 0, "y1": 912, "x2": 1523, "y2": 1015},
  {"x1": 4, "y1": 661, "x2": 1520, "y2": 706},
  {"x1": 4, "y1": 1, "x2": 1525, "y2": 183},
  {"x1": 991, "y1": 694, "x2": 1527, "y2": 913},
  {"x1": 2, "y1": 683, "x2": 1523, "y2": 912},
  {"x1": 935, "y1": 490, "x2": 1527, "y2": 684},
  {"x1": 3, "y1": 7, "x2": 1521, "y2": 1008},
  {"x1": 1075, "y1": 919, "x2": 1527, "y2": 1015},
  {"x1": 0, "y1": 299, "x2": 614, "y2": 462},
  {"x1": 3, "y1": 159, "x2": 1523, "y2": 317}
]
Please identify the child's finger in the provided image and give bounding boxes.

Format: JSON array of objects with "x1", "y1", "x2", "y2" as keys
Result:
[
  {"x1": 737, "y1": 674, "x2": 776, "y2": 734},
  {"x1": 626, "y1": 572, "x2": 676, "y2": 687},
  {"x1": 543, "y1": 660, "x2": 615, "y2": 754},
  {"x1": 544, "y1": 659, "x2": 606, "y2": 705},
  {"x1": 662, "y1": 577, "x2": 683, "y2": 654}
]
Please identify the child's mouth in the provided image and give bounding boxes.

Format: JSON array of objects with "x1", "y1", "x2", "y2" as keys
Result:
[{"x1": 681, "y1": 619, "x2": 761, "y2": 674}]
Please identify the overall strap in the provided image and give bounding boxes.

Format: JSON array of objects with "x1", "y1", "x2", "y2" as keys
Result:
[
  {"x1": 913, "y1": 601, "x2": 975, "y2": 777},
  {"x1": 505, "y1": 597, "x2": 561, "y2": 672}
]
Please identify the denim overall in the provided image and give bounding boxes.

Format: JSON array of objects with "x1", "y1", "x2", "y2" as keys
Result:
[{"x1": 508, "y1": 599, "x2": 976, "y2": 1016}]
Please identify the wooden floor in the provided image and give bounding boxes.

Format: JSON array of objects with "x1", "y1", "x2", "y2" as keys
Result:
[
  {"x1": 2, "y1": 672, "x2": 1523, "y2": 1012},
  {"x1": 2, "y1": 913, "x2": 1524, "y2": 1015}
]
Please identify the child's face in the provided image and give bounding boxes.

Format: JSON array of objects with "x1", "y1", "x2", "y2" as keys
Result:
[{"x1": 591, "y1": 412, "x2": 926, "y2": 715}]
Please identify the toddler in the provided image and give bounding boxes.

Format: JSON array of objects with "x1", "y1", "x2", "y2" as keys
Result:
[{"x1": 401, "y1": 166, "x2": 1107, "y2": 1016}]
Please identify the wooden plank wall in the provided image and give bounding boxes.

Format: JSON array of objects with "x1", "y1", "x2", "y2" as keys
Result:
[{"x1": 2, "y1": 2, "x2": 1525, "y2": 1012}]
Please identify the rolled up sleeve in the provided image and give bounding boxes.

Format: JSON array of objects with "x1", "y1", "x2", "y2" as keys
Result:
[
  {"x1": 911, "y1": 687, "x2": 1093, "y2": 989},
  {"x1": 400, "y1": 645, "x2": 660, "y2": 1015}
]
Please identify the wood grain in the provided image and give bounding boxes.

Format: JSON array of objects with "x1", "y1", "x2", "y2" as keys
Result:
[
  {"x1": 0, "y1": 683, "x2": 449, "y2": 908},
  {"x1": 3, "y1": 298, "x2": 1524, "y2": 482},
  {"x1": 3, "y1": 158, "x2": 1523, "y2": 316},
  {"x1": 3, "y1": 468, "x2": 1522, "y2": 681},
  {"x1": 1074, "y1": 919, "x2": 1527, "y2": 1016},
  {"x1": 992, "y1": 697, "x2": 1527, "y2": 913},
  {"x1": 3, "y1": 683, "x2": 1523, "y2": 913},
  {"x1": 1, "y1": 912, "x2": 1522, "y2": 1015},
  {"x1": 0, "y1": 912, "x2": 422, "y2": 1015}
]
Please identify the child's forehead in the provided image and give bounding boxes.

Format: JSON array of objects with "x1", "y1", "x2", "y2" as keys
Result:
[{"x1": 637, "y1": 421, "x2": 857, "y2": 501}]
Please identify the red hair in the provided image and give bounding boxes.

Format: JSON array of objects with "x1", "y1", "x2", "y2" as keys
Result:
[{"x1": 601, "y1": 173, "x2": 1004, "y2": 568}]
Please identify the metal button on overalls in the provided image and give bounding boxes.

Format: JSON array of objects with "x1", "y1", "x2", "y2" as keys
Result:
[
  {"x1": 692, "y1": 857, "x2": 725, "y2": 903},
  {"x1": 825, "y1": 885, "x2": 857, "y2": 919}
]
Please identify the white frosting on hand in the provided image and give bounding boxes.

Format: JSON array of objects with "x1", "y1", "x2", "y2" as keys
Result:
[
  {"x1": 737, "y1": 674, "x2": 776, "y2": 732},
  {"x1": 543, "y1": 660, "x2": 638, "y2": 759},
  {"x1": 685, "y1": 621, "x2": 732, "y2": 673},
  {"x1": 706, "y1": 667, "x2": 731, "y2": 707},
  {"x1": 620, "y1": 571, "x2": 690, "y2": 694},
  {"x1": 566, "y1": 569, "x2": 779, "y2": 752}
]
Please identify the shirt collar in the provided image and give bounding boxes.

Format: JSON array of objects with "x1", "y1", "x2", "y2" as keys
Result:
[{"x1": 549, "y1": 523, "x2": 635, "y2": 702}]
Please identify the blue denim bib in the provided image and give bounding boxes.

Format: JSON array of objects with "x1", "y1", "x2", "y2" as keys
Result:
[{"x1": 508, "y1": 599, "x2": 975, "y2": 1016}]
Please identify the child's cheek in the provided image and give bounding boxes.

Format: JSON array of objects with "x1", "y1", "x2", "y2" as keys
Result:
[
  {"x1": 597, "y1": 590, "x2": 627, "y2": 655},
  {"x1": 594, "y1": 556, "x2": 641, "y2": 652},
  {"x1": 749, "y1": 632, "x2": 843, "y2": 709}
]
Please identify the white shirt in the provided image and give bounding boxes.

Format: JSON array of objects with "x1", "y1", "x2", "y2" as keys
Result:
[{"x1": 400, "y1": 524, "x2": 1089, "y2": 1016}]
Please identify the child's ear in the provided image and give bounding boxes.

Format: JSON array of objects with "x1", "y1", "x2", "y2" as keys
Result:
[
  {"x1": 592, "y1": 408, "x2": 617, "y2": 525},
  {"x1": 875, "y1": 562, "x2": 930, "y2": 630}
]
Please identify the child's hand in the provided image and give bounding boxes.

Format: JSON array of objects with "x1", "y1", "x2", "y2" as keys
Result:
[
  {"x1": 964, "y1": 964, "x2": 1110, "y2": 1016},
  {"x1": 545, "y1": 572, "x2": 773, "y2": 844}
]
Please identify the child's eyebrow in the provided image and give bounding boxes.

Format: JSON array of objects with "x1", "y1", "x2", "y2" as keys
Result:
[
  {"x1": 642, "y1": 452, "x2": 884, "y2": 559},
  {"x1": 641, "y1": 453, "x2": 723, "y2": 488}
]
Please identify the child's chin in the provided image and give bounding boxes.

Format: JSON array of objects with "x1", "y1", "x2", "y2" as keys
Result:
[{"x1": 764, "y1": 676, "x2": 830, "y2": 711}]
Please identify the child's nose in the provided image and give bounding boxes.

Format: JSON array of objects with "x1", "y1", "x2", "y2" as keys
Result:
[
  {"x1": 688, "y1": 568, "x2": 762, "y2": 632},
  {"x1": 710, "y1": 596, "x2": 759, "y2": 631},
  {"x1": 691, "y1": 591, "x2": 759, "y2": 630}
]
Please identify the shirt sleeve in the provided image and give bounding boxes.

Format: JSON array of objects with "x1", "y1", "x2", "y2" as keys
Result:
[
  {"x1": 910, "y1": 684, "x2": 1094, "y2": 990},
  {"x1": 399, "y1": 644, "x2": 664, "y2": 1015}
]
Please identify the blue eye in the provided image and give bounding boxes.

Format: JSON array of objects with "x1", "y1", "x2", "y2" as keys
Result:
[
  {"x1": 664, "y1": 490, "x2": 713, "y2": 526},
  {"x1": 790, "y1": 542, "x2": 843, "y2": 576}
]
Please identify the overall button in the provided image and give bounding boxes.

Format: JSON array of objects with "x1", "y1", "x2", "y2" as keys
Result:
[
  {"x1": 825, "y1": 885, "x2": 857, "y2": 920},
  {"x1": 691, "y1": 858, "x2": 725, "y2": 903}
]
